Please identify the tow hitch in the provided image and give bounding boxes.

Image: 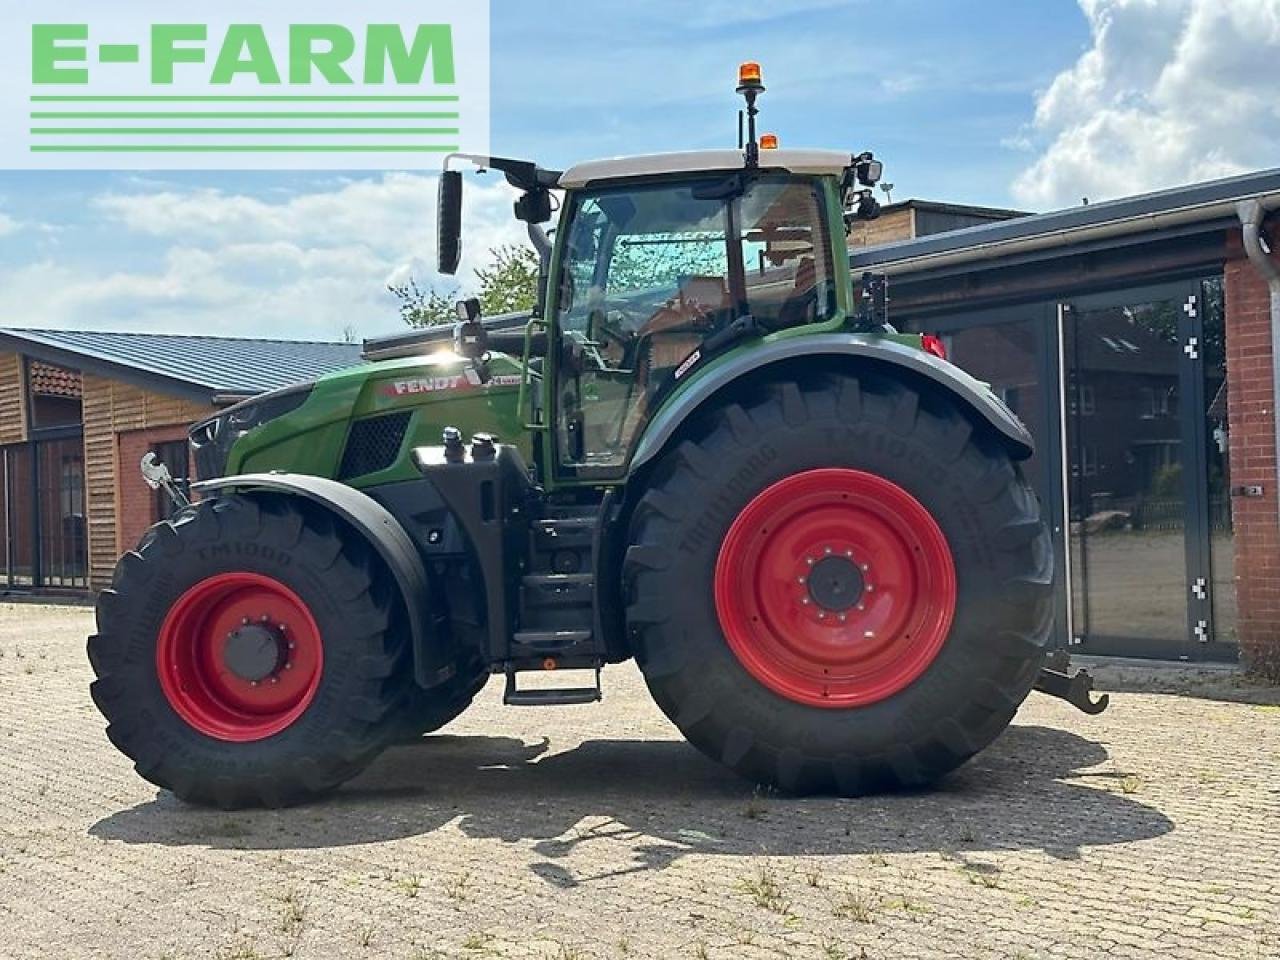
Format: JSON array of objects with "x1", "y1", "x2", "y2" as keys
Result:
[{"x1": 1034, "y1": 653, "x2": 1110, "y2": 715}]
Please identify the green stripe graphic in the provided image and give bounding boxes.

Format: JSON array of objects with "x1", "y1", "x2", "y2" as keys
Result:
[
  {"x1": 31, "y1": 111, "x2": 459, "y2": 119},
  {"x1": 30, "y1": 95, "x2": 460, "y2": 102},
  {"x1": 30, "y1": 144, "x2": 460, "y2": 153},
  {"x1": 31, "y1": 127, "x2": 460, "y2": 136}
]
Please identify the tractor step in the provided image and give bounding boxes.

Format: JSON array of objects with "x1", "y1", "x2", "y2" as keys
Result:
[
  {"x1": 521, "y1": 573, "x2": 595, "y2": 610},
  {"x1": 531, "y1": 515, "x2": 595, "y2": 551},
  {"x1": 510, "y1": 629, "x2": 595, "y2": 658},
  {"x1": 503, "y1": 667, "x2": 602, "y2": 706}
]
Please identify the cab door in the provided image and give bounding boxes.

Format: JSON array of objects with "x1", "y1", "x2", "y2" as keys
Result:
[{"x1": 548, "y1": 176, "x2": 840, "y2": 484}]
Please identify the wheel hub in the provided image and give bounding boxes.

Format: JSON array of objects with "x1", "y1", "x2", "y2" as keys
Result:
[
  {"x1": 806, "y1": 555, "x2": 866, "y2": 612},
  {"x1": 223, "y1": 622, "x2": 287, "y2": 683},
  {"x1": 156, "y1": 572, "x2": 323, "y2": 742},
  {"x1": 714, "y1": 468, "x2": 957, "y2": 708}
]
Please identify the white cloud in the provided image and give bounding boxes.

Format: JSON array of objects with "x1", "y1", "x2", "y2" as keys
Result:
[
  {"x1": 0, "y1": 173, "x2": 529, "y2": 340},
  {"x1": 0, "y1": 212, "x2": 22, "y2": 237},
  {"x1": 1012, "y1": 0, "x2": 1280, "y2": 209}
]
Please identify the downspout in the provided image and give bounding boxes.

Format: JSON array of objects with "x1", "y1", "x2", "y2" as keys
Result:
[{"x1": 1236, "y1": 199, "x2": 1280, "y2": 519}]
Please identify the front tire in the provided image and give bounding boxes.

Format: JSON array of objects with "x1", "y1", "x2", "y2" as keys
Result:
[
  {"x1": 624, "y1": 371, "x2": 1053, "y2": 795},
  {"x1": 89, "y1": 494, "x2": 412, "y2": 808}
]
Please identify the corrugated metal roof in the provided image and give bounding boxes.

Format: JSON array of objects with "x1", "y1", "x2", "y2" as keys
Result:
[{"x1": 0, "y1": 328, "x2": 363, "y2": 403}]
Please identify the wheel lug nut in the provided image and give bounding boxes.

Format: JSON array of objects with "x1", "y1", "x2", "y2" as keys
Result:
[
  {"x1": 864, "y1": 630, "x2": 875, "y2": 639},
  {"x1": 866, "y1": 584, "x2": 875, "y2": 593},
  {"x1": 817, "y1": 612, "x2": 827, "y2": 620},
  {"x1": 797, "y1": 576, "x2": 806, "y2": 584},
  {"x1": 288, "y1": 642, "x2": 296, "y2": 650},
  {"x1": 861, "y1": 564, "x2": 870, "y2": 572},
  {"x1": 824, "y1": 547, "x2": 832, "y2": 555},
  {"x1": 242, "y1": 617, "x2": 249, "y2": 625},
  {"x1": 838, "y1": 614, "x2": 847, "y2": 623},
  {"x1": 284, "y1": 663, "x2": 293, "y2": 670},
  {"x1": 801, "y1": 597, "x2": 811, "y2": 605},
  {"x1": 270, "y1": 677, "x2": 279, "y2": 684},
  {"x1": 845, "y1": 550, "x2": 853, "y2": 558},
  {"x1": 857, "y1": 603, "x2": 866, "y2": 611},
  {"x1": 806, "y1": 557, "x2": 815, "y2": 566}
]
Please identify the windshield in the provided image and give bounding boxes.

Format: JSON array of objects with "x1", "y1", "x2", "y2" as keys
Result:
[{"x1": 554, "y1": 174, "x2": 836, "y2": 472}]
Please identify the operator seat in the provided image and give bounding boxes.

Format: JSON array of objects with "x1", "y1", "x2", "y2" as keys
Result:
[
  {"x1": 775, "y1": 255, "x2": 819, "y2": 329},
  {"x1": 637, "y1": 275, "x2": 726, "y2": 380}
]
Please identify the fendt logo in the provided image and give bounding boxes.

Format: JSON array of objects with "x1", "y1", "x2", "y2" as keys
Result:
[{"x1": 0, "y1": 2, "x2": 490, "y2": 170}]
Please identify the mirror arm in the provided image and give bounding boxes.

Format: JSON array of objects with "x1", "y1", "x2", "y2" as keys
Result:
[{"x1": 528, "y1": 222, "x2": 553, "y2": 319}]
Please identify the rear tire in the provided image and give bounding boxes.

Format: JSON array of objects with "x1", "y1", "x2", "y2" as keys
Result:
[
  {"x1": 88, "y1": 494, "x2": 412, "y2": 808},
  {"x1": 624, "y1": 372, "x2": 1053, "y2": 795}
]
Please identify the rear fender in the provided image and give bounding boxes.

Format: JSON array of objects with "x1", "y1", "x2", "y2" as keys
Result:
[
  {"x1": 191, "y1": 473, "x2": 452, "y2": 689},
  {"x1": 629, "y1": 333, "x2": 1034, "y2": 474}
]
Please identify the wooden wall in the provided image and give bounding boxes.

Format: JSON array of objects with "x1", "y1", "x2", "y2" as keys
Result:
[
  {"x1": 0, "y1": 352, "x2": 28, "y2": 445},
  {"x1": 82, "y1": 373, "x2": 212, "y2": 590},
  {"x1": 846, "y1": 207, "x2": 915, "y2": 250}
]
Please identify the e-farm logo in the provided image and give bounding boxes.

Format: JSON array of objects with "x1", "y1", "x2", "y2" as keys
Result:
[{"x1": 0, "y1": 1, "x2": 490, "y2": 169}]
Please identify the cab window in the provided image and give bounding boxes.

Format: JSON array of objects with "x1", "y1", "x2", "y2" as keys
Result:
[{"x1": 554, "y1": 175, "x2": 834, "y2": 473}]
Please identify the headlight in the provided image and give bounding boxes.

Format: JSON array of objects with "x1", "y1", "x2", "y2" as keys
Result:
[{"x1": 189, "y1": 381, "x2": 314, "y2": 480}]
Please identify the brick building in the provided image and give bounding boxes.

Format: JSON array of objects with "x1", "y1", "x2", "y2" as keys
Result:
[
  {"x1": 853, "y1": 168, "x2": 1280, "y2": 672},
  {"x1": 0, "y1": 330, "x2": 360, "y2": 594}
]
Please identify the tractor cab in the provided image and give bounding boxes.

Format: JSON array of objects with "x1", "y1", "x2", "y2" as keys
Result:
[
  {"x1": 436, "y1": 63, "x2": 888, "y2": 485},
  {"x1": 549, "y1": 150, "x2": 858, "y2": 477}
]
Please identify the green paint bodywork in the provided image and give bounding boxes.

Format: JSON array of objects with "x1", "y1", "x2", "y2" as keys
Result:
[
  {"x1": 227, "y1": 349, "x2": 528, "y2": 489},
  {"x1": 223, "y1": 173, "x2": 932, "y2": 492}
]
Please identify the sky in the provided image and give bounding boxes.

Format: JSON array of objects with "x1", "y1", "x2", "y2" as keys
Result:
[{"x1": 0, "y1": 0, "x2": 1277, "y2": 342}]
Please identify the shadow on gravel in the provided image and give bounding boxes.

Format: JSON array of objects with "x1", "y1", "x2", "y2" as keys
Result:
[{"x1": 90, "y1": 724, "x2": 1173, "y2": 873}]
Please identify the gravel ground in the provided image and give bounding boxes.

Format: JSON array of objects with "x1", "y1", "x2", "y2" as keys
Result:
[{"x1": 1, "y1": 602, "x2": 1278, "y2": 960}]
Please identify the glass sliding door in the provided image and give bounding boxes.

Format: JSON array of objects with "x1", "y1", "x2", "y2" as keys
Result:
[{"x1": 1062, "y1": 280, "x2": 1220, "y2": 659}]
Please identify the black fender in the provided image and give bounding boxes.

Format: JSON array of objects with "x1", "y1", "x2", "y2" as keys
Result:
[
  {"x1": 191, "y1": 473, "x2": 453, "y2": 690},
  {"x1": 629, "y1": 333, "x2": 1035, "y2": 473}
]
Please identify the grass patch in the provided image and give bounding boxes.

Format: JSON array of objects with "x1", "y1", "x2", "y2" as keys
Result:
[
  {"x1": 832, "y1": 890, "x2": 875, "y2": 923},
  {"x1": 737, "y1": 864, "x2": 790, "y2": 915}
]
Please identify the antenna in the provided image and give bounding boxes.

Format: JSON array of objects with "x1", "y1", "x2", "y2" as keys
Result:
[{"x1": 738, "y1": 110, "x2": 744, "y2": 150}]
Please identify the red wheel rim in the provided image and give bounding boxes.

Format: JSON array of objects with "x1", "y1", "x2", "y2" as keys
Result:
[
  {"x1": 714, "y1": 468, "x2": 956, "y2": 708},
  {"x1": 156, "y1": 572, "x2": 323, "y2": 742}
]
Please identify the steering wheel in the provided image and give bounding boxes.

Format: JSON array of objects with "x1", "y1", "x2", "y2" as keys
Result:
[{"x1": 591, "y1": 310, "x2": 635, "y2": 352}]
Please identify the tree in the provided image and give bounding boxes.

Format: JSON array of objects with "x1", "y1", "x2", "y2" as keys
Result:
[
  {"x1": 475, "y1": 244, "x2": 540, "y2": 315},
  {"x1": 389, "y1": 277, "x2": 457, "y2": 328},
  {"x1": 391, "y1": 244, "x2": 540, "y2": 329}
]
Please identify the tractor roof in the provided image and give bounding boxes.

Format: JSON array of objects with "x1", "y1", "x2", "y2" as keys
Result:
[{"x1": 558, "y1": 149, "x2": 852, "y2": 189}]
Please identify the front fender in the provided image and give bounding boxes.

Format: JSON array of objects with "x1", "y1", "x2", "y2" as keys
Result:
[
  {"x1": 191, "y1": 473, "x2": 451, "y2": 690},
  {"x1": 630, "y1": 333, "x2": 1034, "y2": 473}
]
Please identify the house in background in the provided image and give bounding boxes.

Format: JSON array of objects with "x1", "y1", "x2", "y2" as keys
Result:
[
  {"x1": 846, "y1": 199, "x2": 1027, "y2": 250},
  {"x1": 0, "y1": 329, "x2": 361, "y2": 594}
]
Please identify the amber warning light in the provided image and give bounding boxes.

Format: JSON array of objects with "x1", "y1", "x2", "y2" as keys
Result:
[
  {"x1": 760, "y1": 134, "x2": 779, "y2": 150},
  {"x1": 738, "y1": 61, "x2": 764, "y2": 90}
]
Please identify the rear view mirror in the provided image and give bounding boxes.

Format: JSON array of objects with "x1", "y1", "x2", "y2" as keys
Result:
[{"x1": 438, "y1": 170, "x2": 463, "y2": 275}]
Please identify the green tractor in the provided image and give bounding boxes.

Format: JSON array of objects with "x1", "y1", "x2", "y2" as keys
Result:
[{"x1": 89, "y1": 65, "x2": 1105, "y2": 809}]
